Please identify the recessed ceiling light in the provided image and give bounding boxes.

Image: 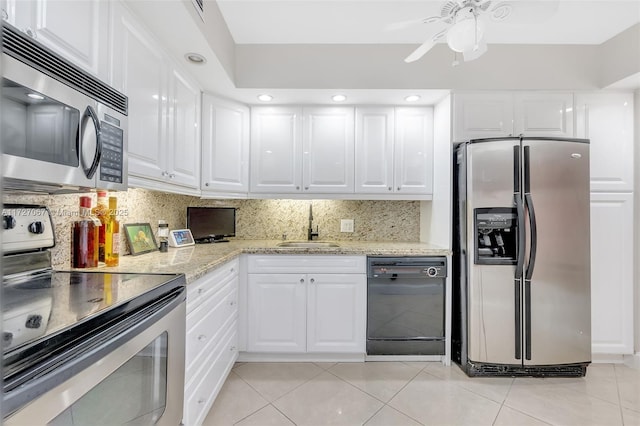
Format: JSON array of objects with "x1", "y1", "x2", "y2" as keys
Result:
[
  {"x1": 405, "y1": 95, "x2": 421, "y2": 102},
  {"x1": 257, "y1": 94, "x2": 273, "y2": 102},
  {"x1": 185, "y1": 52, "x2": 206, "y2": 64},
  {"x1": 332, "y1": 94, "x2": 347, "y2": 102},
  {"x1": 27, "y1": 93, "x2": 45, "y2": 100}
]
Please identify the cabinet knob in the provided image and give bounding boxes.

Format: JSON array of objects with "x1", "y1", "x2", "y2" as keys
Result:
[
  {"x1": 198, "y1": 288, "x2": 204, "y2": 294},
  {"x1": 388, "y1": 187, "x2": 392, "y2": 191},
  {"x1": 197, "y1": 398, "x2": 205, "y2": 404},
  {"x1": 169, "y1": 173, "x2": 176, "y2": 179},
  {"x1": 296, "y1": 186, "x2": 300, "y2": 190},
  {"x1": 305, "y1": 186, "x2": 309, "y2": 190},
  {"x1": 197, "y1": 334, "x2": 207, "y2": 341},
  {"x1": 229, "y1": 300, "x2": 235, "y2": 306},
  {"x1": 205, "y1": 182, "x2": 210, "y2": 187},
  {"x1": 300, "y1": 278, "x2": 304, "y2": 283},
  {"x1": 310, "y1": 278, "x2": 315, "y2": 284},
  {"x1": 397, "y1": 187, "x2": 401, "y2": 191},
  {"x1": 230, "y1": 268, "x2": 235, "y2": 273},
  {"x1": 230, "y1": 346, "x2": 236, "y2": 352},
  {"x1": 161, "y1": 171, "x2": 170, "y2": 177}
]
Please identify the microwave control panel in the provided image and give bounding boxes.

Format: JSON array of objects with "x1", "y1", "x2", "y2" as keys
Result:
[{"x1": 100, "y1": 121, "x2": 124, "y2": 183}]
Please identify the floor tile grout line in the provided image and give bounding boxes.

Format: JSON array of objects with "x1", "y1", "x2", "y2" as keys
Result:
[
  {"x1": 614, "y1": 364, "x2": 628, "y2": 425},
  {"x1": 225, "y1": 370, "x2": 271, "y2": 425},
  {"x1": 361, "y1": 404, "x2": 387, "y2": 426},
  {"x1": 269, "y1": 402, "x2": 300, "y2": 426}
]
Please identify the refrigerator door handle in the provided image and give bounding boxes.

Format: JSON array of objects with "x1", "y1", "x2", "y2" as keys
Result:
[
  {"x1": 525, "y1": 280, "x2": 532, "y2": 360},
  {"x1": 513, "y1": 144, "x2": 525, "y2": 361},
  {"x1": 525, "y1": 193, "x2": 538, "y2": 280}
]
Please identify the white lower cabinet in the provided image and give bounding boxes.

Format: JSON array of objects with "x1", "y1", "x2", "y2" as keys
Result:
[
  {"x1": 183, "y1": 259, "x2": 239, "y2": 426},
  {"x1": 590, "y1": 193, "x2": 634, "y2": 355},
  {"x1": 246, "y1": 256, "x2": 366, "y2": 354}
]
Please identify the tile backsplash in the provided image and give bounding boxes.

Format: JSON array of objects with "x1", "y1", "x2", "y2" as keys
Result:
[{"x1": 4, "y1": 188, "x2": 421, "y2": 269}]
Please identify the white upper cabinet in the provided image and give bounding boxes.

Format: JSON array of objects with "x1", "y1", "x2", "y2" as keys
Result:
[
  {"x1": 111, "y1": 2, "x2": 201, "y2": 195},
  {"x1": 302, "y1": 107, "x2": 355, "y2": 193},
  {"x1": 454, "y1": 92, "x2": 574, "y2": 142},
  {"x1": 513, "y1": 93, "x2": 574, "y2": 138},
  {"x1": 453, "y1": 93, "x2": 514, "y2": 141},
  {"x1": 355, "y1": 107, "x2": 395, "y2": 193},
  {"x1": 7, "y1": 0, "x2": 109, "y2": 80},
  {"x1": 201, "y1": 94, "x2": 250, "y2": 196},
  {"x1": 250, "y1": 107, "x2": 302, "y2": 193},
  {"x1": 250, "y1": 106, "x2": 354, "y2": 194},
  {"x1": 575, "y1": 92, "x2": 634, "y2": 192},
  {"x1": 111, "y1": 4, "x2": 166, "y2": 182},
  {"x1": 394, "y1": 107, "x2": 434, "y2": 194},
  {"x1": 167, "y1": 68, "x2": 200, "y2": 190}
]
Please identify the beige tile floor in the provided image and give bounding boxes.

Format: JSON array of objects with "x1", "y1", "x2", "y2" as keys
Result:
[{"x1": 202, "y1": 362, "x2": 640, "y2": 426}]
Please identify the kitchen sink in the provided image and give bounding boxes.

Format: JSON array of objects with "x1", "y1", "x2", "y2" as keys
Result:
[{"x1": 276, "y1": 241, "x2": 341, "y2": 248}]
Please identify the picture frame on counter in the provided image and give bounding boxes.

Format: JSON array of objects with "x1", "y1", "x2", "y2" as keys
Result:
[{"x1": 123, "y1": 223, "x2": 158, "y2": 256}]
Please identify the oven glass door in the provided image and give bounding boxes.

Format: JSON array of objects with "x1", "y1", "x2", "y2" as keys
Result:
[
  {"x1": 4, "y1": 294, "x2": 185, "y2": 426},
  {"x1": 50, "y1": 332, "x2": 168, "y2": 425}
]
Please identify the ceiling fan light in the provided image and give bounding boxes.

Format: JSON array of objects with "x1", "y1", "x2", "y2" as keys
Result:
[{"x1": 446, "y1": 17, "x2": 485, "y2": 53}]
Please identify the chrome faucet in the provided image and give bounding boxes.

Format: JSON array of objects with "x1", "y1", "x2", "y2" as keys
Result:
[{"x1": 307, "y1": 204, "x2": 319, "y2": 241}]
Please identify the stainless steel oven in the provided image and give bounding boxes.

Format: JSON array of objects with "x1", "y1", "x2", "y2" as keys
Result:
[
  {"x1": 2, "y1": 206, "x2": 185, "y2": 425},
  {"x1": 1, "y1": 23, "x2": 127, "y2": 193}
]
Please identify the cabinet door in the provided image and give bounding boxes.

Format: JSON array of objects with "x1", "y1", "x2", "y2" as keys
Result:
[
  {"x1": 111, "y1": 4, "x2": 166, "y2": 181},
  {"x1": 453, "y1": 93, "x2": 514, "y2": 142},
  {"x1": 247, "y1": 274, "x2": 306, "y2": 352},
  {"x1": 590, "y1": 192, "x2": 634, "y2": 355},
  {"x1": 167, "y1": 67, "x2": 200, "y2": 189},
  {"x1": 355, "y1": 107, "x2": 394, "y2": 194},
  {"x1": 11, "y1": 0, "x2": 109, "y2": 79},
  {"x1": 250, "y1": 107, "x2": 302, "y2": 193},
  {"x1": 307, "y1": 274, "x2": 366, "y2": 353},
  {"x1": 201, "y1": 94, "x2": 249, "y2": 194},
  {"x1": 576, "y1": 93, "x2": 634, "y2": 192},
  {"x1": 394, "y1": 107, "x2": 433, "y2": 194},
  {"x1": 303, "y1": 107, "x2": 355, "y2": 193},
  {"x1": 514, "y1": 93, "x2": 574, "y2": 137}
]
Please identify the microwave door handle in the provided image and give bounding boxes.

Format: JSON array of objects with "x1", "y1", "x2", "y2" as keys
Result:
[{"x1": 81, "y1": 105, "x2": 102, "y2": 179}]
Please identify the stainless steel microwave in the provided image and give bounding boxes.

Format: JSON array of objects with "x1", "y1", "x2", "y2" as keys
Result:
[{"x1": 1, "y1": 23, "x2": 128, "y2": 193}]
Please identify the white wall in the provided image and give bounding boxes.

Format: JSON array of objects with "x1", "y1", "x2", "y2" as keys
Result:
[
  {"x1": 635, "y1": 89, "x2": 640, "y2": 356},
  {"x1": 421, "y1": 95, "x2": 452, "y2": 248}
]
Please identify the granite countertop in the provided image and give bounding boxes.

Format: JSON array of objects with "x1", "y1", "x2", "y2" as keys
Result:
[{"x1": 74, "y1": 240, "x2": 451, "y2": 284}]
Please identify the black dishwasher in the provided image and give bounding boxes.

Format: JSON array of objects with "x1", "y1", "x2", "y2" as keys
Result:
[{"x1": 367, "y1": 257, "x2": 446, "y2": 355}]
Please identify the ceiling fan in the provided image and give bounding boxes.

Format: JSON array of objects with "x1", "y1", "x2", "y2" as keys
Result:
[{"x1": 398, "y1": 0, "x2": 559, "y2": 64}]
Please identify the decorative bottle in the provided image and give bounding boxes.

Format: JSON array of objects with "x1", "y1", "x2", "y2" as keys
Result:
[
  {"x1": 105, "y1": 196, "x2": 120, "y2": 266},
  {"x1": 72, "y1": 196, "x2": 100, "y2": 268},
  {"x1": 91, "y1": 190, "x2": 109, "y2": 262}
]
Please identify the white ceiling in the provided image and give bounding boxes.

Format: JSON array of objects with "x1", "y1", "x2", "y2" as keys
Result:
[{"x1": 216, "y1": 0, "x2": 640, "y2": 45}]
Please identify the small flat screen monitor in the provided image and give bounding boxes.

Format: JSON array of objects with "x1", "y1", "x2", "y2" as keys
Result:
[{"x1": 186, "y1": 207, "x2": 236, "y2": 243}]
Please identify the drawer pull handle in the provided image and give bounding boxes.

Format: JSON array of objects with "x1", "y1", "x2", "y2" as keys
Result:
[
  {"x1": 230, "y1": 346, "x2": 236, "y2": 351},
  {"x1": 197, "y1": 335, "x2": 207, "y2": 341},
  {"x1": 300, "y1": 278, "x2": 304, "y2": 283},
  {"x1": 229, "y1": 301, "x2": 235, "y2": 306},
  {"x1": 197, "y1": 398, "x2": 205, "y2": 404},
  {"x1": 198, "y1": 288, "x2": 204, "y2": 294},
  {"x1": 230, "y1": 268, "x2": 235, "y2": 273}
]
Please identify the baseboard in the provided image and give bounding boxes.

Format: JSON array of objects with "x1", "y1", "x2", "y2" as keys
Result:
[
  {"x1": 592, "y1": 353, "x2": 626, "y2": 363},
  {"x1": 624, "y1": 352, "x2": 640, "y2": 369},
  {"x1": 237, "y1": 352, "x2": 365, "y2": 363}
]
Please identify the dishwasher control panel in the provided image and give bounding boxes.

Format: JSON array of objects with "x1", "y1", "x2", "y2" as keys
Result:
[{"x1": 367, "y1": 257, "x2": 447, "y2": 279}]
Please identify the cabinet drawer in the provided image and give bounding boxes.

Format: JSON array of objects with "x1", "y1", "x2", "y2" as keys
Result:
[
  {"x1": 248, "y1": 255, "x2": 365, "y2": 274},
  {"x1": 184, "y1": 322, "x2": 238, "y2": 426},
  {"x1": 187, "y1": 258, "x2": 239, "y2": 312},
  {"x1": 186, "y1": 286, "x2": 237, "y2": 376}
]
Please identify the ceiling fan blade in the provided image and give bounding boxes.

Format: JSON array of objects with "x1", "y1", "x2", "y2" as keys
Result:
[
  {"x1": 463, "y1": 41, "x2": 488, "y2": 61},
  {"x1": 404, "y1": 29, "x2": 447, "y2": 63}
]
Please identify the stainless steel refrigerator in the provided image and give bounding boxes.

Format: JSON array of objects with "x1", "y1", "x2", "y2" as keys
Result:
[{"x1": 452, "y1": 137, "x2": 591, "y2": 377}]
